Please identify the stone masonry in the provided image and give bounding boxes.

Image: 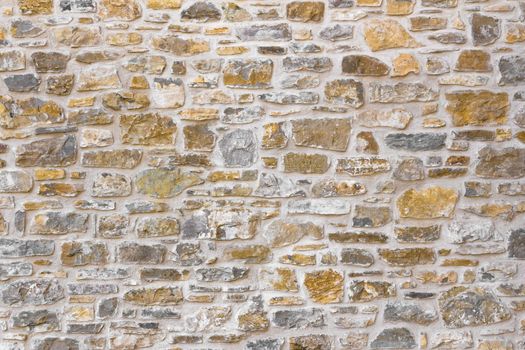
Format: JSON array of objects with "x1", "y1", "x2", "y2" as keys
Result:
[{"x1": 0, "y1": 0, "x2": 524, "y2": 349}]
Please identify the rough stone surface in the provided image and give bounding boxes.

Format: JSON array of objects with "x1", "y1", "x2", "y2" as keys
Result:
[{"x1": 0, "y1": 1, "x2": 523, "y2": 348}]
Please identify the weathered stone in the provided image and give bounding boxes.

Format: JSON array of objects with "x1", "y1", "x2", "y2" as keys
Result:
[
  {"x1": 471, "y1": 13, "x2": 500, "y2": 46},
  {"x1": 0, "y1": 170, "x2": 33, "y2": 192},
  {"x1": 319, "y1": 24, "x2": 353, "y2": 41},
  {"x1": 124, "y1": 287, "x2": 183, "y2": 305},
  {"x1": 378, "y1": 248, "x2": 436, "y2": 266},
  {"x1": 364, "y1": 19, "x2": 420, "y2": 51},
  {"x1": 283, "y1": 57, "x2": 332, "y2": 73},
  {"x1": 77, "y1": 66, "x2": 120, "y2": 91},
  {"x1": 223, "y1": 59, "x2": 273, "y2": 89},
  {"x1": 369, "y1": 82, "x2": 438, "y2": 103},
  {"x1": 152, "y1": 34, "x2": 210, "y2": 56},
  {"x1": 499, "y1": 55, "x2": 525, "y2": 85},
  {"x1": 384, "y1": 302, "x2": 438, "y2": 325},
  {"x1": 272, "y1": 308, "x2": 325, "y2": 329},
  {"x1": 117, "y1": 242, "x2": 166, "y2": 264},
  {"x1": 353, "y1": 205, "x2": 391, "y2": 228},
  {"x1": 336, "y1": 157, "x2": 390, "y2": 176},
  {"x1": 508, "y1": 229, "x2": 525, "y2": 259},
  {"x1": 31, "y1": 338, "x2": 79, "y2": 350},
  {"x1": 475, "y1": 146, "x2": 525, "y2": 179},
  {"x1": 397, "y1": 186, "x2": 458, "y2": 219},
  {"x1": 32, "y1": 52, "x2": 69, "y2": 73},
  {"x1": 312, "y1": 179, "x2": 366, "y2": 197},
  {"x1": 385, "y1": 133, "x2": 446, "y2": 151},
  {"x1": 11, "y1": 309, "x2": 59, "y2": 332},
  {"x1": 196, "y1": 267, "x2": 249, "y2": 282},
  {"x1": 135, "y1": 168, "x2": 203, "y2": 198},
  {"x1": 81, "y1": 149, "x2": 142, "y2": 169},
  {"x1": 136, "y1": 217, "x2": 178, "y2": 238},
  {"x1": 0, "y1": 50, "x2": 26, "y2": 72},
  {"x1": 259, "y1": 91, "x2": 319, "y2": 104},
  {"x1": 324, "y1": 79, "x2": 364, "y2": 108},
  {"x1": 46, "y1": 74, "x2": 74, "y2": 96},
  {"x1": 15, "y1": 135, "x2": 76, "y2": 167},
  {"x1": 259, "y1": 268, "x2": 298, "y2": 292},
  {"x1": 370, "y1": 328, "x2": 416, "y2": 349},
  {"x1": 60, "y1": 0, "x2": 96, "y2": 12},
  {"x1": 341, "y1": 248, "x2": 374, "y2": 266},
  {"x1": 455, "y1": 50, "x2": 492, "y2": 72},
  {"x1": 286, "y1": 1, "x2": 325, "y2": 22},
  {"x1": 18, "y1": 0, "x2": 53, "y2": 14},
  {"x1": 291, "y1": 118, "x2": 351, "y2": 151},
  {"x1": 120, "y1": 113, "x2": 176, "y2": 145},
  {"x1": 0, "y1": 261, "x2": 32, "y2": 280},
  {"x1": 98, "y1": 0, "x2": 142, "y2": 21},
  {"x1": 445, "y1": 90, "x2": 508, "y2": 126},
  {"x1": 387, "y1": 0, "x2": 415, "y2": 14},
  {"x1": 30, "y1": 212, "x2": 88, "y2": 235},
  {"x1": 289, "y1": 335, "x2": 333, "y2": 350},
  {"x1": 438, "y1": 287, "x2": 511, "y2": 328},
  {"x1": 348, "y1": 280, "x2": 396, "y2": 302},
  {"x1": 0, "y1": 96, "x2": 64, "y2": 129},
  {"x1": 54, "y1": 26, "x2": 101, "y2": 48},
  {"x1": 0, "y1": 238, "x2": 54, "y2": 257},
  {"x1": 61, "y1": 242, "x2": 109, "y2": 266},
  {"x1": 4, "y1": 74, "x2": 40, "y2": 92},
  {"x1": 151, "y1": 78, "x2": 185, "y2": 109},
  {"x1": 342, "y1": 55, "x2": 389, "y2": 76},
  {"x1": 246, "y1": 338, "x2": 284, "y2": 350},
  {"x1": 236, "y1": 23, "x2": 292, "y2": 41},
  {"x1": 219, "y1": 129, "x2": 257, "y2": 167},
  {"x1": 393, "y1": 157, "x2": 425, "y2": 181},
  {"x1": 395, "y1": 225, "x2": 441, "y2": 243},
  {"x1": 1, "y1": 279, "x2": 64, "y2": 306},
  {"x1": 181, "y1": 1, "x2": 221, "y2": 22},
  {"x1": 303, "y1": 269, "x2": 343, "y2": 303},
  {"x1": 264, "y1": 220, "x2": 322, "y2": 248},
  {"x1": 288, "y1": 199, "x2": 351, "y2": 215},
  {"x1": 97, "y1": 214, "x2": 128, "y2": 238}
]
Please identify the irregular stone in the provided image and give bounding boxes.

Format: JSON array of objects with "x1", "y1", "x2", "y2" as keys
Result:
[
  {"x1": 370, "y1": 328, "x2": 416, "y2": 349},
  {"x1": 0, "y1": 96, "x2": 64, "y2": 129},
  {"x1": 61, "y1": 241, "x2": 109, "y2": 266},
  {"x1": 291, "y1": 118, "x2": 351, "y2": 151},
  {"x1": 0, "y1": 170, "x2": 33, "y2": 192},
  {"x1": 0, "y1": 50, "x2": 26, "y2": 72},
  {"x1": 60, "y1": 0, "x2": 97, "y2": 12},
  {"x1": 15, "y1": 135, "x2": 76, "y2": 167},
  {"x1": 289, "y1": 335, "x2": 333, "y2": 350},
  {"x1": 219, "y1": 129, "x2": 257, "y2": 167},
  {"x1": 385, "y1": 133, "x2": 446, "y2": 151},
  {"x1": 1, "y1": 279, "x2": 64, "y2": 306},
  {"x1": 54, "y1": 26, "x2": 101, "y2": 48},
  {"x1": 261, "y1": 122, "x2": 288, "y2": 150},
  {"x1": 369, "y1": 82, "x2": 438, "y2": 103},
  {"x1": 223, "y1": 59, "x2": 273, "y2": 88},
  {"x1": 97, "y1": 214, "x2": 128, "y2": 238},
  {"x1": 286, "y1": 1, "x2": 325, "y2": 22},
  {"x1": 32, "y1": 52, "x2": 69, "y2": 73},
  {"x1": 30, "y1": 212, "x2": 88, "y2": 235},
  {"x1": 264, "y1": 220, "x2": 322, "y2": 248},
  {"x1": 397, "y1": 186, "x2": 458, "y2": 219},
  {"x1": 147, "y1": 0, "x2": 182, "y2": 9},
  {"x1": 319, "y1": 24, "x2": 353, "y2": 41},
  {"x1": 102, "y1": 91, "x2": 149, "y2": 111},
  {"x1": 393, "y1": 157, "x2": 425, "y2": 181},
  {"x1": 151, "y1": 34, "x2": 210, "y2": 56},
  {"x1": 445, "y1": 90, "x2": 508, "y2": 126},
  {"x1": 31, "y1": 338, "x2": 79, "y2": 350},
  {"x1": 259, "y1": 268, "x2": 298, "y2": 291},
  {"x1": 410, "y1": 16, "x2": 447, "y2": 31},
  {"x1": 185, "y1": 306, "x2": 231, "y2": 332},
  {"x1": 0, "y1": 238, "x2": 54, "y2": 258},
  {"x1": 152, "y1": 78, "x2": 185, "y2": 109},
  {"x1": 475, "y1": 146, "x2": 525, "y2": 178},
  {"x1": 224, "y1": 244, "x2": 271, "y2": 263},
  {"x1": 181, "y1": 1, "x2": 221, "y2": 22},
  {"x1": 348, "y1": 280, "x2": 396, "y2": 302},
  {"x1": 75, "y1": 50, "x2": 120, "y2": 64},
  {"x1": 77, "y1": 66, "x2": 120, "y2": 91},
  {"x1": 438, "y1": 287, "x2": 511, "y2": 328},
  {"x1": 98, "y1": 0, "x2": 142, "y2": 21},
  {"x1": 508, "y1": 229, "x2": 525, "y2": 259},
  {"x1": 384, "y1": 302, "x2": 438, "y2": 325},
  {"x1": 246, "y1": 338, "x2": 284, "y2": 350},
  {"x1": 283, "y1": 57, "x2": 332, "y2": 72},
  {"x1": 288, "y1": 199, "x2": 351, "y2": 215},
  {"x1": 11, "y1": 309, "x2": 59, "y2": 332},
  {"x1": 272, "y1": 308, "x2": 325, "y2": 329},
  {"x1": 311, "y1": 179, "x2": 366, "y2": 197},
  {"x1": 324, "y1": 78, "x2": 364, "y2": 108},
  {"x1": 81, "y1": 149, "x2": 142, "y2": 169},
  {"x1": 0, "y1": 261, "x2": 32, "y2": 280},
  {"x1": 235, "y1": 24, "x2": 292, "y2": 41},
  {"x1": 117, "y1": 242, "x2": 166, "y2": 264},
  {"x1": 336, "y1": 157, "x2": 390, "y2": 176},
  {"x1": 341, "y1": 248, "x2": 374, "y2": 266},
  {"x1": 499, "y1": 55, "x2": 525, "y2": 85},
  {"x1": 429, "y1": 32, "x2": 467, "y2": 44},
  {"x1": 364, "y1": 19, "x2": 420, "y2": 51},
  {"x1": 135, "y1": 168, "x2": 203, "y2": 198},
  {"x1": 120, "y1": 113, "x2": 176, "y2": 145},
  {"x1": 353, "y1": 205, "x2": 391, "y2": 227},
  {"x1": 183, "y1": 124, "x2": 216, "y2": 152},
  {"x1": 46, "y1": 74, "x2": 75, "y2": 95},
  {"x1": 471, "y1": 13, "x2": 500, "y2": 46},
  {"x1": 80, "y1": 128, "x2": 113, "y2": 148},
  {"x1": 222, "y1": 106, "x2": 264, "y2": 124},
  {"x1": 259, "y1": 91, "x2": 319, "y2": 104},
  {"x1": 378, "y1": 248, "x2": 436, "y2": 266},
  {"x1": 124, "y1": 287, "x2": 183, "y2": 305},
  {"x1": 136, "y1": 217, "x2": 179, "y2": 238},
  {"x1": 342, "y1": 55, "x2": 389, "y2": 76},
  {"x1": 387, "y1": 0, "x2": 415, "y2": 15},
  {"x1": 18, "y1": 0, "x2": 53, "y2": 14},
  {"x1": 391, "y1": 53, "x2": 420, "y2": 77},
  {"x1": 4, "y1": 73, "x2": 40, "y2": 92},
  {"x1": 455, "y1": 50, "x2": 492, "y2": 72},
  {"x1": 196, "y1": 267, "x2": 249, "y2": 282},
  {"x1": 447, "y1": 220, "x2": 494, "y2": 244}
]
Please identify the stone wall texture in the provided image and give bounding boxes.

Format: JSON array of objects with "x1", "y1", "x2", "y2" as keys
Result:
[{"x1": 0, "y1": 0, "x2": 524, "y2": 349}]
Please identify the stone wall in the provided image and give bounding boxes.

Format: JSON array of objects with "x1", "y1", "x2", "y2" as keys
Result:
[{"x1": 0, "y1": 0, "x2": 524, "y2": 349}]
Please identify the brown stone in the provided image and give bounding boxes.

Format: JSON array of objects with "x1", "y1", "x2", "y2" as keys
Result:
[
  {"x1": 183, "y1": 124, "x2": 216, "y2": 152},
  {"x1": 120, "y1": 113, "x2": 176, "y2": 146},
  {"x1": 378, "y1": 248, "x2": 436, "y2": 266},
  {"x1": 348, "y1": 280, "x2": 396, "y2": 302},
  {"x1": 342, "y1": 55, "x2": 390, "y2": 76},
  {"x1": 304, "y1": 269, "x2": 344, "y2": 303},
  {"x1": 286, "y1": 1, "x2": 325, "y2": 22},
  {"x1": 364, "y1": 19, "x2": 420, "y2": 51},
  {"x1": 324, "y1": 79, "x2": 364, "y2": 108},
  {"x1": 124, "y1": 287, "x2": 183, "y2": 305},
  {"x1": 446, "y1": 90, "x2": 508, "y2": 126},
  {"x1": 397, "y1": 186, "x2": 458, "y2": 219},
  {"x1": 18, "y1": 0, "x2": 52, "y2": 14},
  {"x1": 98, "y1": 0, "x2": 142, "y2": 21},
  {"x1": 475, "y1": 146, "x2": 525, "y2": 179},
  {"x1": 291, "y1": 118, "x2": 351, "y2": 151},
  {"x1": 455, "y1": 50, "x2": 492, "y2": 72},
  {"x1": 283, "y1": 153, "x2": 330, "y2": 174}
]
